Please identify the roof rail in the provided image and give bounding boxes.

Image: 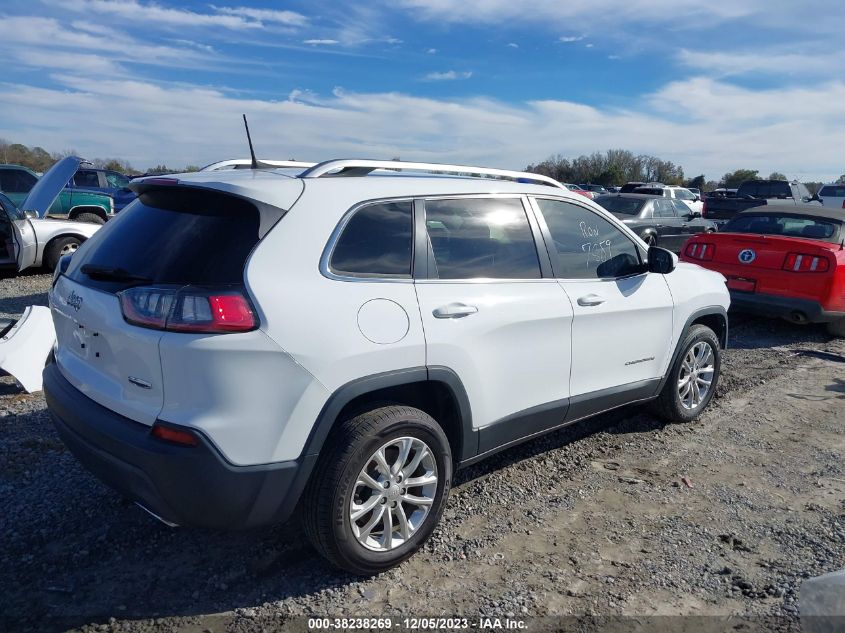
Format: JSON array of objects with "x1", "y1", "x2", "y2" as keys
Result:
[
  {"x1": 298, "y1": 159, "x2": 565, "y2": 189},
  {"x1": 200, "y1": 159, "x2": 316, "y2": 171}
]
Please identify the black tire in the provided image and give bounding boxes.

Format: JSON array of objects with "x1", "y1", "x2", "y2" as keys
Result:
[
  {"x1": 651, "y1": 324, "x2": 721, "y2": 423},
  {"x1": 44, "y1": 236, "x2": 82, "y2": 271},
  {"x1": 302, "y1": 405, "x2": 452, "y2": 575},
  {"x1": 827, "y1": 318, "x2": 845, "y2": 338},
  {"x1": 72, "y1": 212, "x2": 105, "y2": 225}
]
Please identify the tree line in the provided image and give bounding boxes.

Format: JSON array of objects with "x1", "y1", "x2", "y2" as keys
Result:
[
  {"x1": 1, "y1": 139, "x2": 840, "y2": 190},
  {"x1": 0, "y1": 139, "x2": 199, "y2": 176},
  {"x1": 525, "y1": 150, "x2": 839, "y2": 193}
]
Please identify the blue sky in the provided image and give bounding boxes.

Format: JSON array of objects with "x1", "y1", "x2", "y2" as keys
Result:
[{"x1": 0, "y1": 0, "x2": 842, "y2": 180}]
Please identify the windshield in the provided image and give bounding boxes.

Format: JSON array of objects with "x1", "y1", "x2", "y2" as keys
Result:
[
  {"x1": 723, "y1": 214, "x2": 842, "y2": 243},
  {"x1": 595, "y1": 196, "x2": 645, "y2": 216}
]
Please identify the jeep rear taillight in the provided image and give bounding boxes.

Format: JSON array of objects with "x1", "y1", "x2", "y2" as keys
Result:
[
  {"x1": 684, "y1": 242, "x2": 715, "y2": 261},
  {"x1": 782, "y1": 253, "x2": 830, "y2": 273},
  {"x1": 118, "y1": 286, "x2": 256, "y2": 333}
]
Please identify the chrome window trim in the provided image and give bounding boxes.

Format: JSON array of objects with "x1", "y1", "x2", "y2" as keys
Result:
[{"x1": 321, "y1": 192, "x2": 567, "y2": 283}]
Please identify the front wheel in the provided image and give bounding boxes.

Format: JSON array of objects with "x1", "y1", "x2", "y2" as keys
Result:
[
  {"x1": 651, "y1": 324, "x2": 721, "y2": 422},
  {"x1": 302, "y1": 406, "x2": 452, "y2": 575},
  {"x1": 44, "y1": 236, "x2": 81, "y2": 271}
]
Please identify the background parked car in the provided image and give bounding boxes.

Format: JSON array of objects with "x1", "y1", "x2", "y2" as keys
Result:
[
  {"x1": 595, "y1": 193, "x2": 715, "y2": 251},
  {"x1": 70, "y1": 167, "x2": 137, "y2": 211},
  {"x1": 619, "y1": 181, "x2": 646, "y2": 193},
  {"x1": 818, "y1": 184, "x2": 845, "y2": 210},
  {"x1": 578, "y1": 184, "x2": 610, "y2": 196},
  {"x1": 631, "y1": 184, "x2": 703, "y2": 215},
  {"x1": 0, "y1": 158, "x2": 103, "y2": 274},
  {"x1": 562, "y1": 183, "x2": 596, "y2": 199},
  {"x1": 702, "y1": 179, "x2": 821, "y2": 228},
  {"x1": 681, "y1": 206, "x2": 845, "y2": 337},
  {"x1": 0, "y1": 164, "x2": 113, "y2": 224}
]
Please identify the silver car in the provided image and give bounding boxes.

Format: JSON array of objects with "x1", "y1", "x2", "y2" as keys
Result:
[{"x1": 1, "y1": 157, "x2": 102, "y2": 274}]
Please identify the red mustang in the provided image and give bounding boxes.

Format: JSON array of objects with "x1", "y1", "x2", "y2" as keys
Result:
[{"x1": 680, "y1": 206, "x2": 845, "y2": 337}]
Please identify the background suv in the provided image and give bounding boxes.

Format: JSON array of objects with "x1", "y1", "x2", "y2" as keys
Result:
[
  {"x1": 45, "y1": 159, "x2": 730, "y2": 574},
  {"x1": 0, "y1": 164, "x2": 113, "y2": 223}
]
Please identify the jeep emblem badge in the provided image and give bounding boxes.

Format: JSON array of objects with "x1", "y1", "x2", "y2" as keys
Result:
[
  {"x1": 67, "y1": 290, "x2": 83, "y2": 312},
  {"x1": 738, "y1": 249, "x2": 756, "y2": 264}
]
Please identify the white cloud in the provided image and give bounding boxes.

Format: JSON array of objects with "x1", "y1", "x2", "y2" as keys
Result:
[
  {"x1": 2, "y1": 76, "x2": 843, "y2": 181},
  {"x1": 585, "y1": 43, "x2": 594, "y2": 48},
  {"x1": 677, "y1": 47, "x2": 845, "y2": 76},
  {"x1": 303, "y1": 39, "x2": 340, "y2": 46},
  {"x1": 390, "y1": 0, "x2": 784, "y2": 26},
  {"x1": 211, "y1": 6, "x2": 308, "y2": 27},
  {"x1": 0, "y1": 16, "x2": 210, "y2": 68},
  {"x1": 424, "y1": 70, "x2": 473, "y2": 81},
  {"x1": 55, "y1": 0, "x2": 263, "y2": 29},
  {"x1": 427, "y1": 48, "x2": 438, "y2": 54},
  {"x1": 15, "y1": 51, "x2": 120, "y2": 74},
  {"x1": 507, "y1": 42, "x2": 519, "y2": 48},
  {"x1": 559, "y1": 35, "x2": 585, "y2": 42}
]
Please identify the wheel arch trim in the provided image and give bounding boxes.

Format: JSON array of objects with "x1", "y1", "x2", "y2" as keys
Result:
[
  {"x1": 301, "y1": 366, "x2": 475, "y2": 462},
  {"x1": 655, "y1": 305, "x2": 728, "y2": 395}
]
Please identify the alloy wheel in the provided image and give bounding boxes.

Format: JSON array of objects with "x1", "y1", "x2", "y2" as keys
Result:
[
  {"x1": 677, "y1": 341, "x2": 715, "y2": 410},
  {"x1": 349, "y1": 437, "x2": 438, "y2": 552}
]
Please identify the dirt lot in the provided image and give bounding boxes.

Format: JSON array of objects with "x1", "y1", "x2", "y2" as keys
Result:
[{"x1": 1, "y1": 272, "x2": 844, "y2": 633}]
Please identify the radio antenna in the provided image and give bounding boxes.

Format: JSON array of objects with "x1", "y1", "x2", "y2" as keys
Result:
[{"x1": 242, "y1": 114, "x2": 259, "y2": 169}]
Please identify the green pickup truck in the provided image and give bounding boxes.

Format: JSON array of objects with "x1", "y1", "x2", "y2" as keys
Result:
[{"x1": 0, "y1": 164, "x2": 114, "y2": 224}]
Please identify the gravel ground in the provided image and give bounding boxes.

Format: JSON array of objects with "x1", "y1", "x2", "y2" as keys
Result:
[{"x1": 1, "y1": 272, "x2": 843, "y2": 632}]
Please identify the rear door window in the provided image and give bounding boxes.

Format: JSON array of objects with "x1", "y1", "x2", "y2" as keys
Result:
[
  {"x1": 534, "y1": 198, "x2": 643, "y2": 279},
  {"x1": 329, "y1": 200, "x2": 413, "y2": 277},
  {"x1": 653, "y1": 199, "x2": 676, "y2": 218},
  {"x1": 424, "y1": 198, "x2": 541, "y2": 279},
  {"x1": 74, "y1": 170, "x2": 101, "y2": 188}
]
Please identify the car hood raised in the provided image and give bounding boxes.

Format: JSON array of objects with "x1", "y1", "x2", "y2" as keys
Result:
[{"x1": 19, "y1": 156, "x2": 85, "y2": 218}]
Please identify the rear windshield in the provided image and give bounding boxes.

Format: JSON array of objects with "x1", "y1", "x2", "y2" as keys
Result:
[
  {"x1": 819, "y1": 185, "x2": 845, "y2": 197},
  {"x1": 594, "y1": 196, "x2": 645, "y2": 215},
  {"x1": 723, "y1": 214, "x2": 842, "y2": 243},
  {"x1": 67, "y1": 187, "x2": 264, "y2": 291}
]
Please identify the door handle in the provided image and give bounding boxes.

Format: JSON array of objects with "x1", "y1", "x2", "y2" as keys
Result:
[
  {"x1": 577, "y1": 294, "x2": 605, "y2": 307},
  {"x1": 433, "y1": 303, "x2": 478, "y2": 319}
]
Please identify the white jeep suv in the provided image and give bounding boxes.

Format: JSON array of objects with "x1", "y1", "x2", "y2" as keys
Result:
[{"x1": 44, "y1": 159, "x2": 729, "y2": 574}]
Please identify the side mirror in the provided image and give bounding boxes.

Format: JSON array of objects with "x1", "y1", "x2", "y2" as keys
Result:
[
  {"x1": 810, "y1": 193, "x2": 821, "y2": 203},
  {"x1": 688, "y1": 210, "x2": 702, "y2": 219},
  {"x1": 648, "y1": 246, "x2": 676, "y2": 274},
  {"x1": 693, "y1": 195, "x2": 700, "y2": 202},
  {"x1": 25, "y1": 210, "x2": 38, "y2": 219}
]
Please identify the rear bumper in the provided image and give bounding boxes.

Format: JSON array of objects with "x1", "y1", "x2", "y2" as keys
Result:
[
  {"x1": 43, "y1": 363, "x2": 314, "y2": 530},
  {"x1": 729, "y1": 291, "x2": 845, "y2": 324}
]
